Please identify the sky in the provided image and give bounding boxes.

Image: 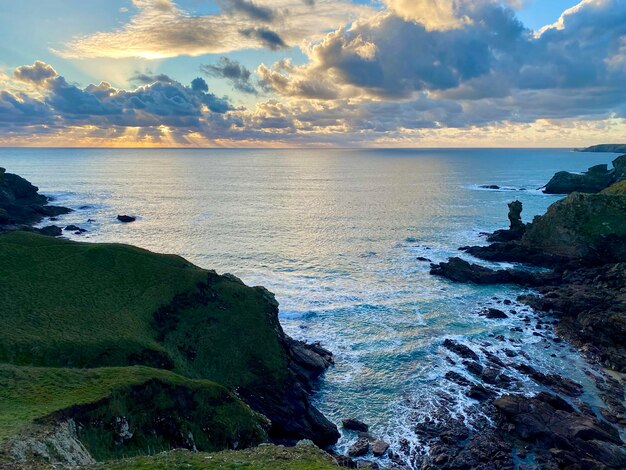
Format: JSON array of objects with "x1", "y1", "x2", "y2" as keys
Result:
[{"x1": 0, "y1": 0, "x2": 624, "y2": 147}]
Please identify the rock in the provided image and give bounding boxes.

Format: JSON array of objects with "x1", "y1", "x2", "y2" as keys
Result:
[
  {"x1": 466, "y1": 384, "x2": 495, "y2": 401},
  {"x1": 487, "y1": 200, "x2": 527, "y2": 242},
  {"x1": 522, "y1": 192, "x2": 626, "y2": 263},
  {"x1": 430, "y1": 257, "x2": 557, "y2": 286},
  {"x1": 64, "y1": 225, "x2": 87, "y2": 233},
  {"x1": 348, "y1": 437, "x2": 370, "y2": 457},
  {"x1": 117, "y1": 215, "x2": 136, "y2": 223},
  {"x1": 342, "y1": 418, "x2": 369, "y2": 433},
  {"x1": 372, "y1": 439, "x2": 389, "y2": 457},
  {"x1": 0, "y1": 168, "x2": 71, "y2": 230},
  {"x1": 483, "y1": 308, "x2": 508, "y2": 319},
  {"x1": 494, "y1": 393, "x2": 626, "y2": 468},
  {"x1": 445, "y1": 371, "x2": 471, "y2": 386},
  {"x1": 416, "y1": 256, "x2": 432, "y2": 262},
  {"x1": 544, "y1": 165, "x2": 613, "y2": 194},
  {"x1": 480, "y1": 185, "x2": 500, "y2": 190},
  {"x1": 443, "y1": 339, "x2": 479, "y2": 361}
]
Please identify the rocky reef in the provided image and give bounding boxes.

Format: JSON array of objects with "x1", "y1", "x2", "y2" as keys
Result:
[
  {"x1": 0, "y1": 166, "x2": 71, "y2": 233},
  {"x1": 543, "y1": 153, "x2": 626, "y2": 194},
  {"x1": 423, "y1": 159, "x2": 626, "y2": 468}
]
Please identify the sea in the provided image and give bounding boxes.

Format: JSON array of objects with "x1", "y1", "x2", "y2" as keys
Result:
[{"x1": 0, "y1": 147, "x2": 620, "y2": 466}]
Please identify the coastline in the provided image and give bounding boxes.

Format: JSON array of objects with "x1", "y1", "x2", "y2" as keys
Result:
[{"x1": 1, "y1": 154, "x2": 625, "y2": 468}]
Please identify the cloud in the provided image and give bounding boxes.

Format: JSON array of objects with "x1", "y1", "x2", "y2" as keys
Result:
[
  {"x1": 57, "y1": 0, "x2": 373, "y2": 59},
  {"x1": 14, "y1": 61, "x2": 58, "y2": 84},
  {"x1": 219, "y1": 0, "x2": 276, "y2": 22},
  {"x1": 240, "y1": 27, "x2": 287, "y2": 50},
  {"x1": 201, "y1": 58, "x2": 258, "y2": 94},
  {"x1": 1, "y1": 61, "x2": 238, "y2": 144}
]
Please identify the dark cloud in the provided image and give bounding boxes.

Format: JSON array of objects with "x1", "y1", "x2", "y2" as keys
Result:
[
  {"x1": 130, "y1": 73, "x2": 176, "y2": 84},
  {"x1": 1, "y1": 62, "x2": 237, "y2": 143},
  {"x1": 220, "y1": 0, "x2": 276, "y2": 22},
  {"x1": 13, "y1": 61, "x2": 57, "y2": 84},
  {"x1": 201, "y1": 57, "x2": 258, "y2": 94},
  {"x1": 240, "y1": 27, "x2": 287, "y2": 50},
  {"x1": 303, "y1": 0, "x2": 626, "y2": 102}
]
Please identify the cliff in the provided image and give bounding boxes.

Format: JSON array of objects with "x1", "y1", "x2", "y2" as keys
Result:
[
  {"x1": 0, "y1": 231, "x2": 338, "y2": 467},
  {"x1": 543, "y1": 154, "x2": 626, "y2": 194},
  {"x1": 0, "y1": 167, "x2": 71, "y2": 232}
]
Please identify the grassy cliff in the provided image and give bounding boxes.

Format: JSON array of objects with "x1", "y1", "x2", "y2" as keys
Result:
[{"x1": 0, "y1": 231, "x2": 337, "y2": 467}]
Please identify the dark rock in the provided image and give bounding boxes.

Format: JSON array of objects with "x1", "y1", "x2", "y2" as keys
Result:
[
  {"x1": 342, "y1": 418, "x2": 369, "y2": 433},
  {"x1": 117, "y1": 215, "x2": 136, "y2": 223},
  {"x1": 464, "y1": 361, "x2": 483, "y2": 376},
  {"x1": 348, "y1": 437, "x2": 370, "y2": 457},
  {"x1": 494, "y1": 393, "x2": 625, "y2": 468},
  {"x1": 487, "y1": 200, "x2": 527, "y2": 242},
  {"x1": 372, "y1": 439, "x2": 389, "y2": 457},
  {"x1": 483, "y1": 308, "x2": 508, "y2": 319},
  {"x1": 445, "y1": 371, "x2": 471, "y2": 386},
  {"x1": 544, "y1": 165, "x2": 613, "y2": 194},
  {"x1": 0, "y1": 168, "x2": 71, "y2": 231},
  {"x1": 430, "y1": 257, "x2": 557, "y2": 286},
  {"x1": 466, "y1": 384, "x2": 495, "y2": 401},
  {"x1": 416, "y1": 256, "x2": 432, "y2": 262},
  {"x1": 443, "y1": 339, "x2": 479, "y2": 361},
  {"x1": 480, "y1": 185, "x2": 500, "y2": 190},
  {"x1": 64, "y1": 224, "x2": 87, "y2": 233}
]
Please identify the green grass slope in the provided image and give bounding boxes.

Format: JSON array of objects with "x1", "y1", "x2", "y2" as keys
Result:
[
  {"x1": 0, "y1": 231, "x2": 287, "y2": 387},
  {"x1": 0, "y1": 231, "x2": 310, "y2": 464},
  {"x1": 90, "y1": 445, "x2": 339, "y2": 470},
  {"x1": 0, "y1": 364, "x2": 267, "y2": 460}
]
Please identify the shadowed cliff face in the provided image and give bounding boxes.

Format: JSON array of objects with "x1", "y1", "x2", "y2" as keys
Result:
[{"x1": 0, "y1": 166, "x2": 71, "y2": 231}]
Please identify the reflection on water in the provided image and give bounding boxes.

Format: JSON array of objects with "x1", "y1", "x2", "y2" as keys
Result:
[{"x1": 0, "y1": 147, "x2": 617, "y2": 462}]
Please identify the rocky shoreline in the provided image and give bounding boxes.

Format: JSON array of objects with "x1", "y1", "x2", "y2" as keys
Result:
[{"x1": 420, "y1": 156, "x2": 626, "y2": 468}]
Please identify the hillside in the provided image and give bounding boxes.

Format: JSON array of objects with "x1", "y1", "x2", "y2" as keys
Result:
[
  {"x1": 0, "y1": 231, "x2": 338, "y2": 467},
  {"x1": 578, "y1": 144, "x2": 626, "y2": 153}
]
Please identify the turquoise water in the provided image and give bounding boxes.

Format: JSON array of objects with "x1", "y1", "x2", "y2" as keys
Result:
[{"x1": 0, "y1": 147, "x2": 619, "y2": 464}]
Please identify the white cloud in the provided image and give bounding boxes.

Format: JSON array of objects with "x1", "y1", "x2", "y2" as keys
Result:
[{"x1": 57, "y1": 0, "x2": 373, "y2": 59}]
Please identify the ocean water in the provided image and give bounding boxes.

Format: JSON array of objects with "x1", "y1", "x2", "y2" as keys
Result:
[{"x1": 0, "y1": 147, "x2": 619, "y2": 464}]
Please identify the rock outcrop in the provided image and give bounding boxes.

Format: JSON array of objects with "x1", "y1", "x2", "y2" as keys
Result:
[
  {"x1": 486, "y1": 200, "x2": 526, "y2": 242},
  {"x1": 0, "y1": 167, "x2": 71, "y2": 233},
  {"x1": 494, "y1": 393, "x2": 626, "y2": 468},
  {"x1": 543, "y1": 154, "x2": 626, "y2": 194}
]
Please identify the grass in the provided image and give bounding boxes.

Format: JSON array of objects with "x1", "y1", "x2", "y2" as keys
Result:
[
  {"x1": 0, "y1": 231, "x2": 287, "y2": 388},
  {"x1": 0, "y1": 364, "x2": 267, "y2": 453},
  {"x1": 0, "y1": 231, "x2": 297, "y2": 462},
  {"x1": 89, "y1": 445, "x2": 339, "y2": 469}
]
